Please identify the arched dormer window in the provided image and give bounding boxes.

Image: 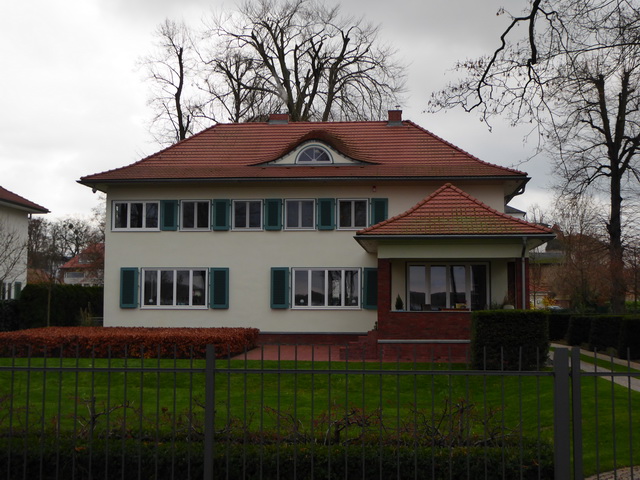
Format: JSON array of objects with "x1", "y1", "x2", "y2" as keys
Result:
[{"x1": 296, "y1": 145, "x2": 332, "y2": 164}]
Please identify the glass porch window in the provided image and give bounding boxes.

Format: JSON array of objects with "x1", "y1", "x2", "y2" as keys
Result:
[{"x1": 408, "y1": 263, "x2": 486, "y2": 311}]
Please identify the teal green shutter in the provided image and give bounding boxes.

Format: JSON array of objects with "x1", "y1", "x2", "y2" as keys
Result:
[
  {"x1": 317, "y1": 198, "x2": 335, "y2": 230},
  {"x1": 370, "y1": 198, "x2": 388, "y2": 226},
  {"x1": 13, "y1": 282, "x2": 22, "y2": 299},
  {"x1": 209, "y1": 268, "x2": 229, "y2": 309},
  {"x1": 264, "y1": 199, "x2": 282, "y2": 231},
  {"x1": 362, "y1": 268, "x2": 378, "y2": 310},
  {"x1": 271, "y1": 267, "x2": 289, "y2": 309},
  {"x1": 160, "y1": 200, "x2": 179, "y2": 231},
  {"x1": 120, "y1": 268, "x2": 139, "y2": 308},
  {"x1": 212, "y1": 199, "x2": 230, "y2": 231}
]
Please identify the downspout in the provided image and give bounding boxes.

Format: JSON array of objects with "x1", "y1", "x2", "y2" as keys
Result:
[{"x1": 521, "y1": 237, "x2": 528, "y2": 309}]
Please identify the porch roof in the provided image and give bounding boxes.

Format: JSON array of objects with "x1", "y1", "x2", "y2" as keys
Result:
[{"x1": 355, "y1": 183, "x2": 554, "y2": 253}]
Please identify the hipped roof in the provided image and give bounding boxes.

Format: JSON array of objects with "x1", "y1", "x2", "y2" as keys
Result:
[
  {"x1": 79, "y1": 119, "x2": 528, "y2": 187},
  {"x1": 357, "y1": 183, "x2": 554, "y2": 238}
]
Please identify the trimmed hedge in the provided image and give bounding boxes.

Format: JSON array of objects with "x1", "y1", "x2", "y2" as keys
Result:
[
  {"x1": 588, "y1": 316, "x2": 623, "y2": 352},
  {"x1": 0, "y1": 326, "x2": 260, "y2": 359},
  {"x1": 470, "y1": 310, "x2": 549, "y2": 370},
  {"x1": 0, "y1": 437, "x2": 553, "y2": 480},
  {"x1": 565, "y1": 315, "x2": 593, "y2": 346},
  {"x1": 618, "y1": 317, "x2": 640, "y2": 360},
  {"x1": 0, "y1": 300, "x2": 22, "y2": 331},
  {"x1": 548, "y1": 313, "x2": 571, "y2": 341},
  {"x1": 19, "y1": 283, "x2": 103, "y2": 328}
]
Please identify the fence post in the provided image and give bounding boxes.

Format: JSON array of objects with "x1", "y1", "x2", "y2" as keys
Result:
[
  {"x1": 204, "y1": 344, "x2": 215, "y2": 480},
  {"x1": 554, "y1": 347, "x2": 572, "y2": 480},
  {"x1": 571, "y1": 347, "x2": 584, "y2": 480}
]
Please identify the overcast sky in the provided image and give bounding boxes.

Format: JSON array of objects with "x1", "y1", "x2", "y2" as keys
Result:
[{"x1": 1, "y1": 0, "x2": 553, "y2": 220}]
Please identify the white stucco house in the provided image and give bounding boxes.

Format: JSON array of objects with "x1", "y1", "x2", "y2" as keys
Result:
[
  {"x1": 79, "y1": 111, "x2": 554, "y2": 354},
  {"x1": 0, "y1": 186, "x2": 49, "y2": 299}
]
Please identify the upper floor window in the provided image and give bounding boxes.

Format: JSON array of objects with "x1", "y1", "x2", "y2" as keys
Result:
[
  {"x1": 285, "y1": 199, "x2": 315, "y2": 229},
  {"x1": 181, "y1": 201, "x2": 210, "y2": 230},
  {"x1": 233, "y1": 200, "x2": 262, "y2": 230},
  {"x1": 338, "y1": 199, "x2": 368, "y2": 229},
  {"x1": 296, "y1": 145, "x2": 332, "y2": 164},
  {"x1": 113, "y1": 201, "x2": 159, "y2": 230}
]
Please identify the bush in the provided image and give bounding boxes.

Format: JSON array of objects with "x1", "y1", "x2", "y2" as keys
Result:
[
  {"x1": 0, "y1": 326, "x2": 260, "y2": 359},
  {"x1": 470, "y1": 310, "x2": 549, "y2": 370},
  {"x1": 0, "y1": 436, "x2": 553, "y2": 480},
  {"x1": 548, "y1": 312, "x2": 571, "y2": 341},
  {"x1": 18, "y1": 284, "x2": 103, "y2": 328},
  {"x1": 565, "y1": 315, "x2": 593, "y2": 346},
  {"x1": 588, "y1": 316, "x2": 624, "y2": 352},
  {"x1": 618, "y1": 316, "x2": 640, "y2": 360}
]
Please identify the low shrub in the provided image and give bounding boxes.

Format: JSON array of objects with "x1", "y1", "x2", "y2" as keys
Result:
[
  {"x1": 618, "y1": 316, "x2": 640, "y2": 360},
  {"x1": 0, "y1": 436, "x2": 553, "y2": 480},
  {"x1": 470, "y1": 310, "x2": 549, "y2": 370},
  {"x1": 0, "y1": 326, "x2": 260, "y2": 359}
]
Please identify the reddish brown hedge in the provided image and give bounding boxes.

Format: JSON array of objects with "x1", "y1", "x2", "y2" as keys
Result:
[{"x1": 0, "y1": 326, "x2": 260, "y2": 359}]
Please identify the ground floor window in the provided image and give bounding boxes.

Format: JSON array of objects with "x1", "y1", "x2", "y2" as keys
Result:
[
  {"x1": 142, "y1": 268, "x2": 207, "y2": 308},
  {"x1": 292, "y1": 268, "x2": 360, "y2": 308},
  {"x1": 408, "y1": 263, "x2": 488, "y2": 311}
]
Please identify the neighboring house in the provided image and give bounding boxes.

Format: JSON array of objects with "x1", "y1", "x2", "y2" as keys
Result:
[
  {"x1": 79, "y1": 111, "x2": 554, "y2": 352},
  {"x1": 59, "y1": 243, "x2": 105, "y2": 286},
  {"x1": 0, "y1": 186, "x2": 49, "y2": 299}
]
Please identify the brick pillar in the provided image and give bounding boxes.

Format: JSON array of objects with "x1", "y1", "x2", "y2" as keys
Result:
[
  {"x1": 377, "y1": 259, "x2": 391, "y2": 329},
  {"x1": 514, "y1": 258, "x2": 531, "y2": 309}
]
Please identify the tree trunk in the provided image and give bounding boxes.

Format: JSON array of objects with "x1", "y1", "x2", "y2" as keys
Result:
[{"x1": 608, "y1": 172, "x2": 626, "y2": 313}]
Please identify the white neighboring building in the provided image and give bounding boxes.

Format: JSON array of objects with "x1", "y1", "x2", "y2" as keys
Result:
[{"x1": 0, "y1": 186, "x2": 49, "y2": 299}]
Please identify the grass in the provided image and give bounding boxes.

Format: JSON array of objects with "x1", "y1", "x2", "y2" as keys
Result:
[{"x1": 0, "y1": 355, "x2": 638, "y2": 477}]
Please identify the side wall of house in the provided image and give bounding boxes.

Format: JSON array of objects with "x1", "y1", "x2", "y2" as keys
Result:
[
  {"x1": 102, "y1": 181, "x2": 511, "y2": 332},
  {"x1": 0, "y1": 204, "x2": 28, "y2": 297}
]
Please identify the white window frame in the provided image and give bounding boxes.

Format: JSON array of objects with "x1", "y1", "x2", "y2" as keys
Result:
[
  {"x1": 112, "y1": 201, "x2": 160, "y2": 231},
  {"x1": 180, "y1": 200, "x2": 211, "y2": 231},
  {"x1": 337, "y1": 199, "x2": 368, "y2": 230},
  {"x1": 407, "y1": 262, "x2": 489, "y2": 311},
  {"x1": 232, "y1": 200, "x2": 263, "y2": 230},
  {"x1": 292, "y1": 268, "x2": 361, "y2": 309},
  {"x1": 295, "y1": 145, "x2": 333, "y2": 164},
  {"x1": 141, "y1": 268, "x2": 208, "y2": 309},
  {"x1": 284, "y1": 199, "x2": 316, "y2": 230}
]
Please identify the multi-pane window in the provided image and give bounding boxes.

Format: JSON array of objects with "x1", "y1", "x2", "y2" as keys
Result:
[
  {"x1": 181, "y1": 201, "x2": 210, "y2": 230},
  {"x1": 285, "y1": 200, "x2": 315, "y2": 229},
  {"x1": 292, "y1": 268, "x2": 360, "y2": 308},
  {"x1": 113, "y1": 201, "x2": 159, "y2": 230},
  {"x1": 408, "y1": 264, "x2": 488, "y2": 311},
  {"x1": 338, "y1": 199, "x2": 367, "y2": 229},
  {"x1": 296, "y1": 146, "x2": 332, "y2": 164},
  {"x1": 142, "y1": 268, "x2": 207, "y2": 308},
  {"x1": 233, "y1": 200, "x2": 262, "y2": 229}
]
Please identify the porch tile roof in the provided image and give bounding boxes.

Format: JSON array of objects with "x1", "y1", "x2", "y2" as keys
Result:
[
  {"x1": 357, "y1": 183, "x2": 554, "y2": 237},
  {"x1": 0, "y1": 186, "x2": 49, "y2": 213},
  {"x1": 79, "y1": 119, "x2": 527, "y2": 184}
]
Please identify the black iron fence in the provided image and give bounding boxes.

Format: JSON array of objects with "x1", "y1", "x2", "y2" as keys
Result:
[{"x1": 0, "y1": 344, "x2": 638, "y2": 479}]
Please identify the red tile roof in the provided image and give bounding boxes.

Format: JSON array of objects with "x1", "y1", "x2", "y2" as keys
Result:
[
  {"x1": 79, "y1": 119, "x2": 527, "y2": 185},
  {"x1": 357, "y1": 183, "x2": 554, "y2": 237},
  {"x1": 0, "y1": 186, "x2": 49, "y2": 213}
]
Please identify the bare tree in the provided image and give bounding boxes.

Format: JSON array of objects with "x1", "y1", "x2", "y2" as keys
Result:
[
  {"x1": 208, "y1": 0, "x2": 404, "y2": 122},
  {"x1": 140, "y1": 19, "x2": 204, "y2": 145},
  {"x1": 431, "y1": 1, "x2": 640, "y2": 313}
]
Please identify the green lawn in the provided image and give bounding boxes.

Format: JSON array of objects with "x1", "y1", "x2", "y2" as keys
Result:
[{"x1": 0, "y1": 356, "x2": 638, "y2": 477}]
